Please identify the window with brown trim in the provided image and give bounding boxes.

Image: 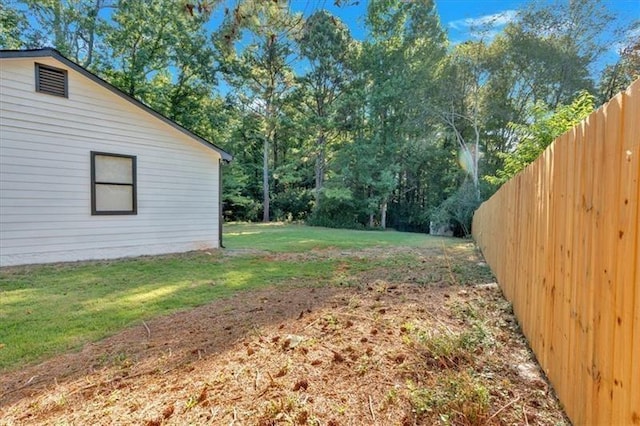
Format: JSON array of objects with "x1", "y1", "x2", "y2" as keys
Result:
[
  {"x1": 35, "y1": 63, "x2": 68, "y2": 97},
  {"x1": 91, "y1": 152, "x2": 137, "y2": 215}
]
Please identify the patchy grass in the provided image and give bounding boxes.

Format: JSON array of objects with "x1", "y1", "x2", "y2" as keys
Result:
[
  {"x1": 402, "y1": 299, "x2": 495, "y2": 424},
  {"x1": 0, "y1": 253, "x2": 567, "y2": 425},
  {"x1": 409, "y1": 370, "x2": 491, "y2": 425},
  {"x1": 0, "y1": 223, "x2": 466, "y2": 371},
  {"x1": 0, "y1": 252, "x2": 339, "y2": 370},
  {"x1": 0, "y1": 225, "x2": 568, "y2": 425}
]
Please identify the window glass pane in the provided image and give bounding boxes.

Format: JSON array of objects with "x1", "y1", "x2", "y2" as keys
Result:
[
  {"x1": 95, "y1": 184, "x2": 133, "y2": 211},
  {"x1": 95, "y1": 155, "x2": 133, "y2": 183}
]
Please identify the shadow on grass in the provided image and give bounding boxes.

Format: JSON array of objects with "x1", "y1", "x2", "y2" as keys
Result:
[
  {"x1": 0, "y1": 252, "x2": 340, "y2": 371},
  {"x1": 0, "y1": 243, "x2": 494, "y2": 410}
]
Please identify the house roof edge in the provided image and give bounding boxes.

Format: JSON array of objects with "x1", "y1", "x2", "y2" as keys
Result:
[{"x1": 1, "y1": 48, "x2": 232, "y2": 162}]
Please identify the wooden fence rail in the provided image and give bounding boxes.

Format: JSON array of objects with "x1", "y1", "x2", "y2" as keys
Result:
[{"x1": 473, "y1": 79, "x2": 639, "y2": 425}]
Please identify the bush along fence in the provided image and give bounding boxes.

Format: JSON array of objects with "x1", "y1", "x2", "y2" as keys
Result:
[{"x1": 473, "y1": 79, "x2": 639, "y2": 425}]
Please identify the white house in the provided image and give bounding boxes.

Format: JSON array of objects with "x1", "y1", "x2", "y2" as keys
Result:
[{"x1": 0, "y1": 48, "x2": 232, "y2": 267}]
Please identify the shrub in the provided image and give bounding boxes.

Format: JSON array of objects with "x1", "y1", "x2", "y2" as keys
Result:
[{"x1": 430, "y1": 180, "x2": 480, "y2": 237}]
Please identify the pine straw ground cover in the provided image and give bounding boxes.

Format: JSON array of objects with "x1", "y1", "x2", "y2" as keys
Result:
[{"x1": 1, "y1": 245, "x2": 568, "y2": 425}]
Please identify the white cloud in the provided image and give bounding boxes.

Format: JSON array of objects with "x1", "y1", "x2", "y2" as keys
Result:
[
  {"x1": 448, "y1": 10, "x2": 518, "y2": 31},
  {"x1": 625, "y1": 24, "x2": 640, "y2": 42},
  {"x1": 611, "y1": 24, "x2": 640, "y2": 54}
]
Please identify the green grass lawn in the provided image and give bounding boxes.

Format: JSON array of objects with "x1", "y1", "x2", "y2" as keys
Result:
[
  {"x1": 0, "y1": 223, "x2": 463, "y2": 371},
  {"x1": 224, "y1": 222, "x2": 453, "y2": 252}
]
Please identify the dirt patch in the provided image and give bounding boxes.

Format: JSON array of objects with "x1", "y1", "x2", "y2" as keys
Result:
[{"x1": 0, "y1": 250, "x2": 567, "y2": 425}]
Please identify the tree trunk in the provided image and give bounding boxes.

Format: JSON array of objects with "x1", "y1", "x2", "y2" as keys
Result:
[
  {"x1": 473, "y1": 124, "x2": 481, "y2": 201},
  {"x1": 263, "y1": 136, "x2": 270, "y2": 222},
  {"x1": 53, "y1": 2, "x2": 66, "y2": 55},
  {"x1": 368, "y1": 187, "x2": 374, "y2": 228},
  {"x1": 380, "y1": 200, "x2": 387, "y2": 230},
  {"x1": 263, "y1": 83, "x2": 274, "y2": 222},
  {"x1": 314, "y1": 132, "x2": 325, "y2": 207},
  {"x1": 82, "y1": 0, "x2": 102, "y2": 68}
]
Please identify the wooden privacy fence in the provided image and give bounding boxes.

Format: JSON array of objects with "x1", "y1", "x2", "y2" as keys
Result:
[{"x1": 473, "y1": 79, "x2": 639, "y2": 426}]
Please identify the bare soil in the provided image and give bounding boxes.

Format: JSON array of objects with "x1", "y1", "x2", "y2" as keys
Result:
[{"x1": 0, "y1": 247, "x2": 568, "y2": 425}]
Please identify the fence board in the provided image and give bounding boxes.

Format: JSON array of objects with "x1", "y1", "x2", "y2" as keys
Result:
[
  {"x1": 594, "y1": 98, "x2": 621, "y2": 426},
  {"x1": 568, "y1": 121, "x2": 585, "y2": 424},
  {"x1": 613, "y1": 84, "x2": 640, "y2": 423},
  {"x1": 579, "y1": 108, "x2": 599, "y2": 426},
  {"x1": 632, "y1": 176, "x2": 640, "y2": 424},
  {"x1": 633, "y1": 106, "x2": 640, "y2": 425},
  {"x1": 472, "y1": 79, "x2": 640, "y2": 425}
]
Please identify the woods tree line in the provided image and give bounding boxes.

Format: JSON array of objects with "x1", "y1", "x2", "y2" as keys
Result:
[{"x1": 2, "y1": 0, "x2": 639, "y2": 234}]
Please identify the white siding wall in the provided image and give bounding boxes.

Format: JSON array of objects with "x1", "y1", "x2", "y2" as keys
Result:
[{"x1": 0, "y1": 57, "x2": 222, "y2": 266}]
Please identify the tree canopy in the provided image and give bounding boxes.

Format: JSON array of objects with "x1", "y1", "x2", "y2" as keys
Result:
[{"x1": 2, "y1": 0, "x2": 634, "y2": 234}]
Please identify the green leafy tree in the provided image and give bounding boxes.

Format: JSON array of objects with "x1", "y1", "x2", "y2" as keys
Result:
[
  {"x1": 104, "y1": 0, "x2": 183, "y2": 98},
  {"x1": 504, "y1": 0, "x2": 613, "y2": 108},
  {"x1": 298, "y1": 10, "x2": 354, "y2": 209},
  {"x1": 362, "y1": 0, "x2": 447, "y2": 229},
  {"x1": 474, "y1": 0, "x2": 615, "y2": 180},
  {"x1": 4, "y1": 0, "x2": 630, "y2": 234},
  {"x1": 430, "y1": 180, "x2": 481, "y2": 237},
  {"x1": 598, "y1": 21, "x2": 640, "y2": 102},
  {"x1": 0, "y1": 2, "x2": 32, "y2": 49},
  {"x1": 487, "y1": 91, "x2": 595, "y2": 186},
  {"x1": 17, "y1": 0, "x2": 112, "y2": 67},
  {"x1": 432, "y1": 41, "x2": 489, "y2": 201},
  {"x1": 223, "y1": 107, "x2": 265, "y2": 221},
  {"x1": 215, "y1": 0, "x2": 300, "y2": 222}
]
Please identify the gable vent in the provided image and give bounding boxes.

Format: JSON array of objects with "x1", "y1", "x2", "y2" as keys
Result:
[{"x1": 35, "y1": 63, "x2": 68, "y2": 97}]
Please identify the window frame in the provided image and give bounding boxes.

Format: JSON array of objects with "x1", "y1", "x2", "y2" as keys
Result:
[
  {"x1": 91, "y1": 151, "x2": 137, "y2": 215},
  {"x1": 35, "y1": 63, "x2": 68, "y2": 98}
]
